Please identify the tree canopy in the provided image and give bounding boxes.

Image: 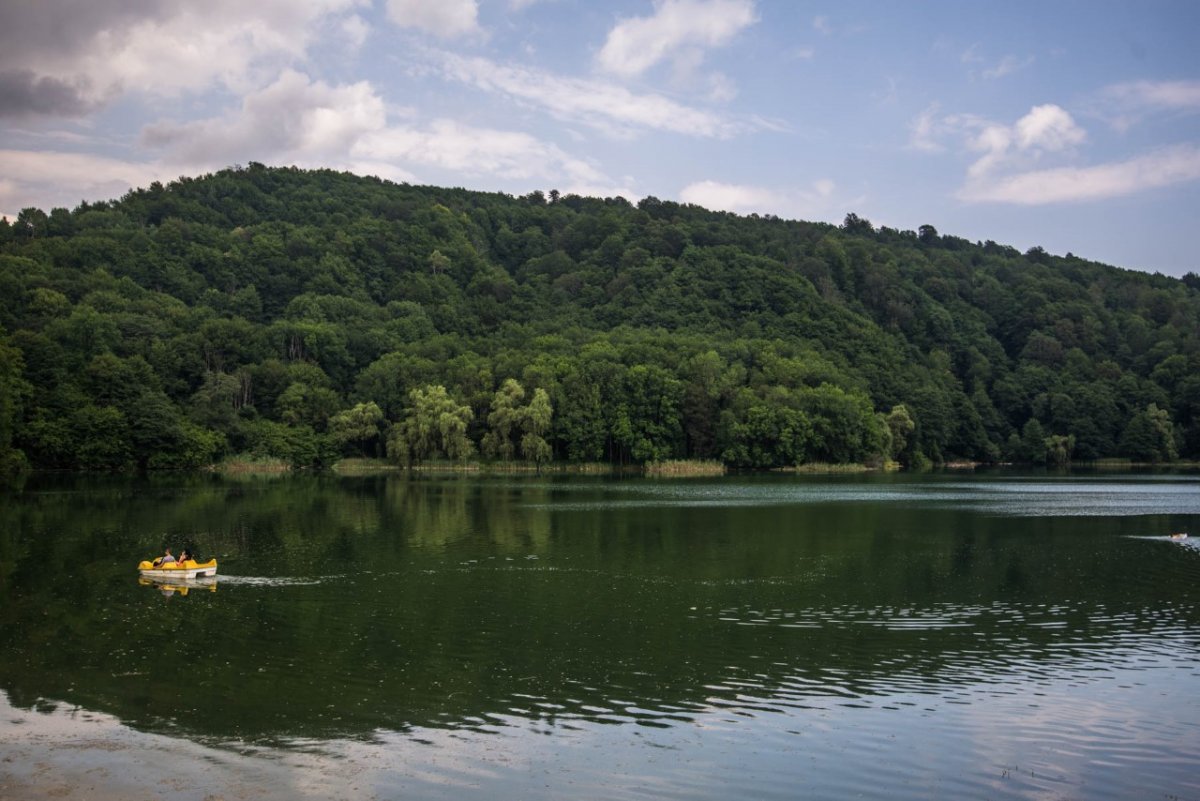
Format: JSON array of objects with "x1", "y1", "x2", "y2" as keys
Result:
[{"x1": 1, "y1": 164, "x2": 1197, "y2": 472}]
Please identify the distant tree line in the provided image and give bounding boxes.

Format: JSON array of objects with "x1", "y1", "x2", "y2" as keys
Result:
[{"x1": 0, "y1": 164, "x2": 1196, "y2": 474}]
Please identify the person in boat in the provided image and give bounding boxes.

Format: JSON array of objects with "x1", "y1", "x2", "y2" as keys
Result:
[
  {"x1": 178, "y1": 548, "x2": 193, "y2": 565},
  {"x1": 153, "y1": 548, "x2": 176, "y2": 567}
]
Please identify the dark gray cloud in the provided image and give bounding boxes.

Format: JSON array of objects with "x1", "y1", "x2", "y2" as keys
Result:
[
  {"x1": 0, "y1": 1, "x2": 356, "y2": 120},
  {"x1": 0, "y1": 0, "x2": 178, "y2": 117},
  {"x1": 0, "y1": 70, "x2": 95, "y2": 118},
  {"x1": 0, "y1": 0, "x2": 174, "y2": 61}
]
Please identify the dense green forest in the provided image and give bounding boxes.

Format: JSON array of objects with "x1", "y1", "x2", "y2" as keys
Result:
[{"x1": 0, "y1": 163, "x2": 1197, "y2": 474}]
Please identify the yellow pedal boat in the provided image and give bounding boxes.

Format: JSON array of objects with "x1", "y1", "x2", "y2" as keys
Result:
[{"x1": 137, "y1": 558, "x2": 218, "y2": 579}]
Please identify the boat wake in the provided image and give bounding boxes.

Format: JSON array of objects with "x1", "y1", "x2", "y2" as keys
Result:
[
  {"x1": 1125, "y1": 534, "x2": 1199, "y2": 551},
  {"x1": 217, "y1": 575, "x2": 327, "y2": 587}
]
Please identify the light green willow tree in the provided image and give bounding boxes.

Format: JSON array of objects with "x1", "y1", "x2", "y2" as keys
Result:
[
  {"x1": 387, "y1": 385, "x2": 473, "y2": 466},
  {"x1": 481, "y1": 378, "x2": 525, "y2": 461},
  {"x1": 329, "y1": 401, "x2": 385, "y2": 456},
  {"x1": 519, "y1": 387, "x2": 553, "y2": 469}
]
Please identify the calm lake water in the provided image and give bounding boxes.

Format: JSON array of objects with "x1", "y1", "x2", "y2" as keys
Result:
[{"x1": 2, "y1": 470, "x2": 1199, "y2": 800}]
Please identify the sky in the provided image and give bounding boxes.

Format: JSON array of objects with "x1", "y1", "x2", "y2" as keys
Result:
[{"x1": 1, "y1": 0, "x2": 1199, "y2": 276}]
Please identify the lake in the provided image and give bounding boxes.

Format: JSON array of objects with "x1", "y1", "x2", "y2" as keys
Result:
[{"x1": 2, "y1": 470, "x2": 1198, "y2": 800}]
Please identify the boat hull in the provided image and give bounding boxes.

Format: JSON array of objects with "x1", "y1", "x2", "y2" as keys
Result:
[{"x1": 137, "y1": 559, "x2": 218, "y2": 579}]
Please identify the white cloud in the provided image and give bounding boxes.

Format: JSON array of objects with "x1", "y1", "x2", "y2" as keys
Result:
[
  {"x1": 0, "y1": 0, "x2": 365, "y2": 116},
  {"x1": 341, "y1": 14, "x2": 371, "y2": 49},
  {"x1": 959, "y1": 46, "x2": 1033, "y2": 81},
  {"x1": 436, "y1": 51, "x2": 756, "y2": 138},
  {"x1": 596, "y1": 0, "x2": 757, "y2": 78},
  {"x1": 909, "y1": 103, "x2": 944, "y2": 152},
  {"x1": 960, "y1": 104, "x2": 1085, "y2": 178},
  {"x1": 561, "y1": 179, "x2": 639, "y2": 201},
  {"x1": 982, "y1": 54, "x2": 1034, "y2": 80},
  {"x1": 126, "y1": 64, "x2": 639, "y2": 205},
  {"x1": 1098, "y1": 79, "x2": 1200, "y2": 131},
  {"x1": 338, "y1": 159, "x2": 419, "y2": 186},
  {"x1": 874, "y1": 75, "x2": 900, "y2": 106},
  {"x1": 0, "y1": 149, "x2": 162, "y2": 195},
  {"x1": 679, "y1": 177, "x2": 837, "y2": 218},
  {"x1": 813, "y1": 16, "x2": 832, "y2": 36},
  {"x1": 3, "y1": 70, "x2": 623, "y2": 215},
  {"x1": 1014, "y1": 104, "x2": 1085, "y2": 152},
  {"x1": 134, "y1": 65, "x2": 613, "y2": 190},
  {"x1": 706, "y1": 72, "x2": 738, "y2": 102},
  {"x1": 1104, "y1": 79, "x2": 1200, "y2": 111},
  {"x1": 0, "y1": 148, "x2": 170, "y2": 218},
  {"x1": 959, "y1": 143, "x2": 1200, "y2": 204},
  {"x1": 680, "y1": 179, "x2": 783, "y2": 212},
  {"x1": 142, "y1": 70, "x2": 386, "y2": 167},
  {"x1": 386, "y1": 0, "x2": 481, "y2": 39},
  {"x1": 965, "y1": 124, "x2": 1013, "y2": 178},
  {"x1": 924, "y1": 101, "x2": 1200, "y2": 204},
  {"x1": 355, "y1": 119, "x2": 606, "y2": 185}
]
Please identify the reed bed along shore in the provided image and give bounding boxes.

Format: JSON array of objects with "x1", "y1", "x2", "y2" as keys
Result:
[
  {"x1": 644, "y1": 460, "x2": 727, "y2": 477},
  {"x1": 776, "y1": 462, "x2": 874, "y2": 474},
  {"x1": 330, "y1": 458, "x2": 399, "y2": 474},
  {"x1": 214, "y1": 455, "x2": 291, "y2": 474},
  {"x1": 338, "y1": 459, "x2": 616, "y2": 474}
]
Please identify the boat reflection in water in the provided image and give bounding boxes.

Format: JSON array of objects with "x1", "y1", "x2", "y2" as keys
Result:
[{"x1": 137, "y1": 576, "x2": 218, "y2": 597}]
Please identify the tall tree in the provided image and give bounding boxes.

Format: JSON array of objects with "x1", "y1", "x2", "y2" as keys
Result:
[
  {"x1": 1119, "y1": 403, "x2": 1178, "y2": 462},
  {"x1": 519, "y1": 387, "x2": 553, "y2": 469},
  {"x1": 329, "y1": 401, "x2": 385, "y2": 456},
  {"x1": 885, "y1": 404, "x2": 915, "y2": 462},
  {"x1": 482, "y1": 378, "x2": 525, "y2": 461},
  {"x1": 0, "y1": 329, "x2": 32, "y2": 475},
  {"x1": 387, "y1": 385, "x2": 474, "y2": 466}
]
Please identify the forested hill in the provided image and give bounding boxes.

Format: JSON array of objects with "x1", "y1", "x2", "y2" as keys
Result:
[{"x1": 1, "y1": 163, "x2": 1198, "y2": 473}]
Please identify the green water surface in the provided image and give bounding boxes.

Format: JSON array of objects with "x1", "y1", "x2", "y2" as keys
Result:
[{"x1": 1, "y1": 471, "x2": 1198, "y2": 800}]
